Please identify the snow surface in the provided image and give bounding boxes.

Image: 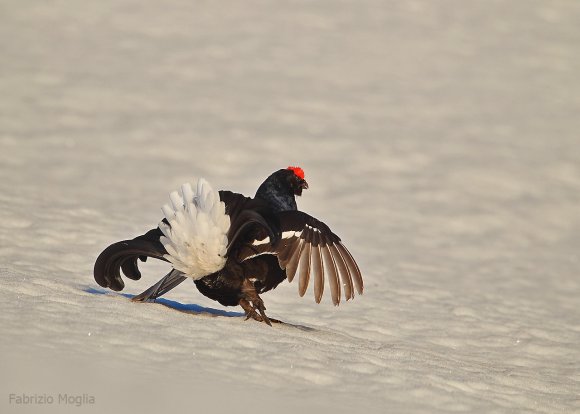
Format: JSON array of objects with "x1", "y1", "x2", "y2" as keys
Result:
[{"x1": 1, "y1": 0, "x2": 580, "y2": 413}]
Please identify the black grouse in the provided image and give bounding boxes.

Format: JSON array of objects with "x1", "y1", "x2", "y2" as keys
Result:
[{"x1": 93, "y1": 167, "x2": 363, "y2": 325}]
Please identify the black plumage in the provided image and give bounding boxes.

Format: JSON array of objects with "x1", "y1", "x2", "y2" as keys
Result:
[{"x1": 93, "y1": 167, "x2": 363, "y2": 325}]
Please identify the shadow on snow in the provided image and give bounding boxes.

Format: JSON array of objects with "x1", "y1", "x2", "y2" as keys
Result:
[
  {"x1": 84, "y1": 286, "x2": 245, "y2": 318},
  {"x1": 85, "y1": 286, "x2": 316, "y2": 331}
]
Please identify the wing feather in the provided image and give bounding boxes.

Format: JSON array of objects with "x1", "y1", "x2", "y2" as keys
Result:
[
  {"x1": 311, "y1": 230, "x2": 324, "y2": 303},
  {"x1": 321, "y1": 244, "x2": 340, "y2": 305},
  {"x1": 329, "y1": 243, "x2": 354, "y2": 300},
  {"x1": 336, "y1": 242, "x2": 364, "y2": 295},
  {"x1": 298, "y1": 234, "x2": 312, "y2": 297},
  {"x1": 278, "y1": 235, "x2": 300, "y2": 266},
  {"x1": 285, "y1": 238, "x2": 304, "y2": 282},
  {"x1": 238, "y1": 211, "x2": 362, "y2": 304}
]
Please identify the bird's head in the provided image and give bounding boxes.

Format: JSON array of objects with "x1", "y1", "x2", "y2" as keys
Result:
[
  {"x1": 255, "y1": 166, "x2": 309, "y2": 212},
  {"x1": 285, "y1": 166, "x2": 309, "y2": 196}
]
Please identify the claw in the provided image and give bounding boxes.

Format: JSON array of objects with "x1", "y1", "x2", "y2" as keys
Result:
[
  {"x1": 258, "y1": 307, "x2": 272, "y2": 326},
  {"x1": 239, "y1": 298, "x2": 263, "y2": 322},
  {"x1": 253, "y1": 297, "x2": 272, "y2": 326},
  {"x1": 239, "y1": 281, "x2": 274, "y2": 326}
]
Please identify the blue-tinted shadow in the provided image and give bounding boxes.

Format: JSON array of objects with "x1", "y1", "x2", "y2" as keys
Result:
[{"x1": 85, "y1": 286, "x2": 244, "y2": 318}]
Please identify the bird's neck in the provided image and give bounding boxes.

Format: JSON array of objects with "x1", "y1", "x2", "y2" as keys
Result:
[{"x1": 255, "y1": 180, "x2": 298, "y2": 212}]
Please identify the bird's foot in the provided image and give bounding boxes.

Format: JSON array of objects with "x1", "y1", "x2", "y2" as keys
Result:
[
  {"x1": 239, "y1": 280, "x2": 279, "y2": 326},
  {"x1": 239, "y1": 297, "x2": 272, "y2": 326},
  {"x1": 239, "y1": 298, "x2": 264, "y2": 322}
]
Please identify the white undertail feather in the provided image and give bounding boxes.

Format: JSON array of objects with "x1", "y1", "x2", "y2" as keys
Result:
[{"x1": 158, "y1": 178, "x2": 230, "y2": 279}]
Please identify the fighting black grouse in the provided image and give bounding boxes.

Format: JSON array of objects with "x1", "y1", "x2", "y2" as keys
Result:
[{"x1": 94, "y1": 167, "x2": 363, "y2": 325}]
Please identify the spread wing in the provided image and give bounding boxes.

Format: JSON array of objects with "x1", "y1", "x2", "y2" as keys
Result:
[{"x1": 238, "y1": 211, "x2": 363, "y2": 305}]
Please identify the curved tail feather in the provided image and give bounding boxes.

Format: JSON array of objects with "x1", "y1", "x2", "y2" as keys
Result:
[{"x1": 93, "y1": 230, "x2": 168, "y2": 291}]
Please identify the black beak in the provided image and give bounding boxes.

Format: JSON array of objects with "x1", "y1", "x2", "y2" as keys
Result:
[{"x1": 294, "y1": 179, "x2": 308, "y2": 196}]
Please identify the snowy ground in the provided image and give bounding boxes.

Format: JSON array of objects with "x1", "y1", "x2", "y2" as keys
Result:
[{"x1": 1, "y1": 1, "x2": 580, "y2": 413}]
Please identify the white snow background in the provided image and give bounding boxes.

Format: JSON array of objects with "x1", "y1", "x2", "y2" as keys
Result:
[{"x1": 1, "y1": 1, "x2": 579, "y2": 413}]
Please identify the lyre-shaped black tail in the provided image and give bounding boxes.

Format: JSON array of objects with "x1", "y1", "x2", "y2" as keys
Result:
[{"x1": 93, "y1": 228, "x2": 168, "y2": 291}]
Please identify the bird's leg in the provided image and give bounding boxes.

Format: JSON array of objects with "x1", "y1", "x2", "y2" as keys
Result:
[
  {"x1": 241, "y1": 279, "x2": 272, "y2": 326},
  {"x1": 238, "y1": 298, "x2": 264, "y2": 323},
  {"x1": 238, "y1": 298, "x2": 284, "y2": 325}
]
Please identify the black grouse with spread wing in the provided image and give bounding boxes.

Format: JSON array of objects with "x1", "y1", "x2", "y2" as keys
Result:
[{"x1": 94, "y1": 167, "x2": 363, "y2": 325}]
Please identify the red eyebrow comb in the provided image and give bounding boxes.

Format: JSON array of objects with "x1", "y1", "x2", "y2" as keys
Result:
[{"x1": 287, "y1": 166, "x2": 305, "y2": 180}]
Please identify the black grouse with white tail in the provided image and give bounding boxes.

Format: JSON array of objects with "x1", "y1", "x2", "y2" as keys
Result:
[{"x1": 93, "y1": 167, "x2": 363, "y2": 325}]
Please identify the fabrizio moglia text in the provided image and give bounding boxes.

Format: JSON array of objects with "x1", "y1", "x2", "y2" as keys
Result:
[{"x1": 9, "y1": 393, "x2": 96, "y2": 407}]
